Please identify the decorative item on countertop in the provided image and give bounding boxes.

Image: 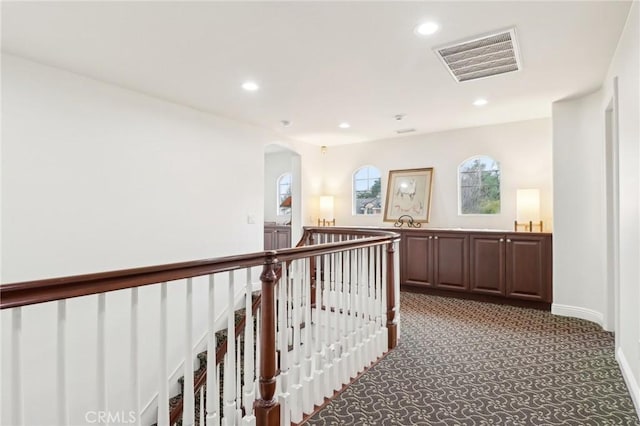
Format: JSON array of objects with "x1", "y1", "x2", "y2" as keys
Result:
[
  {"x1": 384, "y1": 168, "x2": 434, "y2": 224},
  {"x1": 514, "y1": 188, "x2": 543, "y2": 232},
  {"x1": 394, "y1": 215, "x2": 422, "y2": 228},
  {"x1": 318, "y1": 195, "x2": 335, "y2": 226}
]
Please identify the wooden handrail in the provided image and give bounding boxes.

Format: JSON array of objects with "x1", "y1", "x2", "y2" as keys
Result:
[
  {"x1": 1, "y1": 226, "x2": 400, "y2": 426},
  {"x1": 0, "y1": 227, "x2": 399, "y2": 310}
]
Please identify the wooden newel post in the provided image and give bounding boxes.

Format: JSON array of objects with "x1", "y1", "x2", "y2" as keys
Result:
[
  {"x1": 255, "y1": 255, "x2": 281, "y2": 426},
  {"x1": 386, "y1": 241, "x2": 398, "y2": 350}
]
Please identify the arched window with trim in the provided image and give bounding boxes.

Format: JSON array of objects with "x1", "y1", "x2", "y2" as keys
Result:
[
  {"x1": 353, "y1": 166, "x2": 382, "y2": 215},
  {"x1": 277, "y1": 172, "x2": 292, "y2": 216},
  {"x1": 458, "y1": 155, "x2": 501, "y2": 214}
]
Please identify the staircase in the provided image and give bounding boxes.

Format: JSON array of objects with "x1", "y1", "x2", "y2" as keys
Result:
[
  {"x1": 1, "y1": 226, "x2": 400, "y2": 426},
  {"x1": 164, "y1": 292, "x2": 261, "y2": 426}
]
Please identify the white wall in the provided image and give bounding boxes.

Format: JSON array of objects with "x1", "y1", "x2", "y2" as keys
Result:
[
  {"x1": 553, "y1": 2, "x2": 639, "y2": 413},
  {"x1": 551, "y1": 91, "x2": 606, "y2": 324},
  {"x1": 1, "y1": 54, "x2": 272, "y2": 425},
  {"x1": 311, "y1": 118, "x2": 553, "y2": 231},
  {"x1": 604, "y1": 1, "x2": 640, "y2": 411}
]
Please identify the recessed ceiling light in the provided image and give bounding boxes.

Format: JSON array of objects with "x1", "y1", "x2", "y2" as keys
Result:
[
  {"x1": 473, "y1": 98, "x2": 489, "y2": 107},
  {"x1": 241, "y1": 81, "x2": 259, "y2": 91},
  {"x1": 414, "y1": 22, "x2": 440, "y2": 36},
  {"x1": 338, "y1": 122, "x2": 351, "y2": 129}
]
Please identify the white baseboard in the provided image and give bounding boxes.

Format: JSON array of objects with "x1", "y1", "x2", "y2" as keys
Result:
[
  {"x1": 616, "y1": 347, "x2": 640, "y2": 418},
  {"x1": 551, "y1": 303, "x2": 604, "y2": 327}
]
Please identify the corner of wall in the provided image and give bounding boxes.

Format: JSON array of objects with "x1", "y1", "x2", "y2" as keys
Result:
[
  {"x1": 617, "y1": 347, "x2": 640, "y2": 418},
  {"x1": 551, "y1": 303, "x2": 604, "y2": 328}
]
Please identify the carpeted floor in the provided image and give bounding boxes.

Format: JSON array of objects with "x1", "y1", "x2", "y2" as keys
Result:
[{"x1": 306, "y1": 292, "x2": 639, "y2": 425}]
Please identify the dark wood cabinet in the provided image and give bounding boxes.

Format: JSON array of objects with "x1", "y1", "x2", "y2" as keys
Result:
[
  {"x1": 470, "y1": 234, "x2": 506, "y2": 296},
  {"x1": 400, "y1": 229, "x2": 552, "y2": 307},
  {"x1": 264, "y1": 224, "x2": 291, "y2": 250},
  {"x1": 402, "y1": 234, "x2": 435, "y2": 287},
  {"x1": 505, "y1": 234, "x2": 550, "y2": 302},
  {"x1": 401, "y1": 232, "x2": 469, "y2": 291},
  {"x1": 433, "y1": 233, "x2": 469, "y2": 291}
]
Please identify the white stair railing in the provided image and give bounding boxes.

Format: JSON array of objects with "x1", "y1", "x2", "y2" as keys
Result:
[
  {"x1": 0, "y1": 227, "x2": 399, "y2": 426},
  {"x1": 273, "y1": 229, "x2": 398, "y2": 423}
]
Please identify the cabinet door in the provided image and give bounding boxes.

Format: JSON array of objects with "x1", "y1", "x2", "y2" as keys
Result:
[
  {"x1": 470, "y1": 234, "x2": 505, "y2": 296},
  {"x1": 402, "y1": 234, "x2": 434, "y2": 287},
  {"x1": 275, "y1": 228, "x2": 291, "y2": 249},
  {"x1": 505, "y1": 235, "x2": 550, "y2": 302},
  {"x1": 433, "y1": 233, "x2": 469, "y2": 291},
  {"x1": 264, "y1": 228, "x2": 275, "y2": 250}
]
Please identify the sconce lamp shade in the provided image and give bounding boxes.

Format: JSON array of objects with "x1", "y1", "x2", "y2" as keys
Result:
[
  {"x1": 319, "y1": 195, "x2": 334, "y2": 219},
  {"x1": 516, "y1": 189, "x2": 540, "y2": 222}
]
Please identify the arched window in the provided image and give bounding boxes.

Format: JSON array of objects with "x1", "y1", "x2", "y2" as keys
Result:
[
  {"x1": 459, "y1": 156, "x2": 501, "y2": 214},
  {"x1": 277, "y1": 172, "x2": 292, "y2": 216},
  {"x1": 353, "y1": 166, "x2": 382, "y2": 215}
]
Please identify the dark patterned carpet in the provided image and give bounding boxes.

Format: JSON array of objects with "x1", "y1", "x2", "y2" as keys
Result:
[{"x1": 306, "y1": 292, "x2": 639, "y2": 425}]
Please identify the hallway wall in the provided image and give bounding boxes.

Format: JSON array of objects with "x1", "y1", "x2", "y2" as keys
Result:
[
  {"x1": 1, "y1": 54, "x2": 274, "y2": 425},
  {"x1": 552, "y1": 1, "x2": 639, "y2": 412}
]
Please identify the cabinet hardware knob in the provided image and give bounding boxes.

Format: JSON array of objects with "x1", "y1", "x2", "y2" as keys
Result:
[
  {"x1": 428, "y1": 236, "x2": 432, "y2": 239},
  {"x1": 434, "y1": 236, "x2": 439, "y2": 240},
  {"x1": 499, "y1": 238, "x2": 504, "y2": 242},
  {"x1": 507, "y1": 239, "x2": 512, "y2": 243}
]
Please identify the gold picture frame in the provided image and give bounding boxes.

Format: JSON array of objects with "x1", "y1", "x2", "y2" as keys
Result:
[{"x1": 383, "y1": 168, "x2": 434, "y2": 223}]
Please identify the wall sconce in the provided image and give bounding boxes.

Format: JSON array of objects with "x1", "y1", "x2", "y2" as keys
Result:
[
  {"x1": 515, "y1": 189, "x2": 543, "y2": 232},
  {"x1": 318, "y1": 195, "x2": 335, "y2": 226}
]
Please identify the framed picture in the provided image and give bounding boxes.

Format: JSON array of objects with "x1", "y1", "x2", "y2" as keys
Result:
[{"x1": 383, "y1": 168, "x2": 434, "y2": 223}]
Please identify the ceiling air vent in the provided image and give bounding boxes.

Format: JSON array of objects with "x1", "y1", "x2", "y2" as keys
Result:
[{"x1": 435, "y1": 28, "x2": 521, "y2": 82}]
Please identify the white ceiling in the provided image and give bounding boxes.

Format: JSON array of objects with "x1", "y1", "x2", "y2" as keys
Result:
[{"x1": 1, "y1": 1, "x2": 632, "y2": 146}]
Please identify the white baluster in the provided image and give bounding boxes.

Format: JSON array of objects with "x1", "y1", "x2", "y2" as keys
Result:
[
  {"x1": 289, "y1": 260, "x2": 303, "y2": 423},
  {"x1": 358, "y1": 248, "x2": 371, "y2": 371},
  {"x1": 359, "y1": 248, "x2": 370, "y2": 370},
  {"x1": 183, "y1": 278, "x2": 195, "y2": 426},
  {"x1": 381, "y1": 247, "x2": 389, "y2": 354},
  {"x1": 330, "y1": 240, "x2": 342, "y2": 393},
  {"x1": 302, "y1": 258, "x2": 314, "y2": 414},
  {"x1": 131, "y1": 288, "x2": 141, "y2": 426},
  {"x1": 199, "y1": 387, "x2": 205, "y2": 426},
  {"x1": 321, "y1": 252, "x2": 334, "y2": 399},
  {"x1": 57, "y1": 301, "x2": 68, "y2": 426},
  {"x1": 236, "y1": 336, "x2": 243, "y2": 423},
  {"x1": 277, "y1": 263, "x2": 291, "y2": 426},
  {"x1": 11, "y1": 308, "x2": 24, "y2": 426},
  {"x1": 366, "y1": 246, "x2": 378, "y2": 359},
  {"x1": 312, "y1": 254, "x2": 323, "y2": 404},
  {"x1": 206, "y1": 275, "x2": 220, "y2": 426},
  {"x1": 97, "y1": 294, "x2": 107, "y2": 424},
  {"x1": 243, "y1": 269, "x2": 255, "y2": 418},
  {"x1": 374, "y1": 245, "x2": 383, "y2": 355},
  {"x1": 223, "y1": 272, "x2": 237, "y2": 422},
  {"x1": 213, "y1": 364, "x2": 221, "y2": 426},
  {"x1": 338, "y1": 244, "x2": 349, "y2": 386},
  {"x1": 255, "y1": 312, "x2": 260, "y2": 399},
  {"x1": 158, "y1": 283, "x2": 170, "y2": 426},
  {"x1": 348, "y1": 250, "x2": 359, "y2": 379}
]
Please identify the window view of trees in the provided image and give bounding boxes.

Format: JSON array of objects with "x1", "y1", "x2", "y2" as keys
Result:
[
  {"x1": 277, "y1": 172, "x2": 292, "y2": 216},
  {"x1": 459, "y1": 156, "x2": 500, "y2": 214},
  {"x1": 353, "y1": 166, "x2": 382, "y2": 215}
]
